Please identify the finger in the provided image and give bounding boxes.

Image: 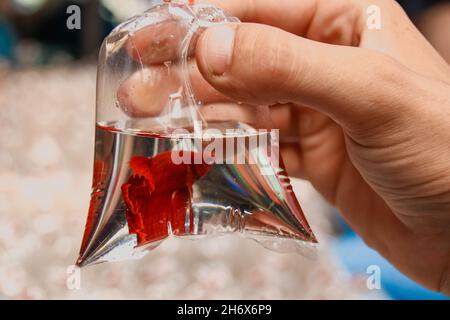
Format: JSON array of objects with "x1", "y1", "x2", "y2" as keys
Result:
[
  {"x1": 126, "y1": 0, "x2": 359, "y2": 66},
  {"x1": 195, "y1": 22, "x2": 416, "y2": 133},
  {"x1": 200, "y1": 0, "x2": 319, "y2": 35},
  {"x1": 117, "y1": 60, "x2": 229, "y2": 117},
  {"x1": 126, "y1": 0, "x2": 320, "y2": 65},
  {"x1": 117, "y1": 66, "x2": 179, "y2": 117},
  {"x1": 269, "y1": 103, "x2": 295, "y2": 138},
  {"x1": 279, "y1": 144, "x2": 304, "y2": 179},
  {"x1": 126, "y1": 20, "x2": 192, "y2": 65}
]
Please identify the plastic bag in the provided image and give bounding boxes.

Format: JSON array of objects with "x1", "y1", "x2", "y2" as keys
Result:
[{"x1": 76, "y1": 0, "x2": 317, "y2": 267}]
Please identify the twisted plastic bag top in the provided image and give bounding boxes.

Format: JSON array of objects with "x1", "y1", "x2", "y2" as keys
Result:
[{"x1": 76, "y1": 0, "x2": 317, "y2": 267}]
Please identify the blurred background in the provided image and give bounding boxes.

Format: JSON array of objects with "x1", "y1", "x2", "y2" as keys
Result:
[{"x1": 0, "y1": 0, "x2": 449, "y2": 300}]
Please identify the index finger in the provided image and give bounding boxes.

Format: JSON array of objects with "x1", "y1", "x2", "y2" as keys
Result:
[{"x1": 199, "y1": 0, "x2": 318, "y2": 35}]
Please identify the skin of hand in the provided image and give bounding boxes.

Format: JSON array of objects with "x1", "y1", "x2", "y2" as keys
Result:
[{"x1": 119, "y1": 0, "x2": 450, "y2": 294}]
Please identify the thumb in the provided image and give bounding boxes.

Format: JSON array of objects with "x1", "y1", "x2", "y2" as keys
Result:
[{"x1": 195, "y1": 23, "x2": 415, "y2": 131}]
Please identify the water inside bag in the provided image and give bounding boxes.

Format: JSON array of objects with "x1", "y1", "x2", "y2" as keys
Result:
[{"x1": 77, "y1": 1, "x2": 317, "y2": 267}]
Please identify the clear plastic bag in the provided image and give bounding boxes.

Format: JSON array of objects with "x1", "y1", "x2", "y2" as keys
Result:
[{"x1": 76, "y1": 0, "x2": 317, "y2": 267}]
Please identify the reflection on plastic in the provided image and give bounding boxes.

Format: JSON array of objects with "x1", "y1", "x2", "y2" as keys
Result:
[{"x1": 76, "y1": 1, "x2": 317, "y2": 267}]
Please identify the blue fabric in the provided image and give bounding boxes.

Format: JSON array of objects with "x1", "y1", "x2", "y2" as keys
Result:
[
  {"x1": 397, "y1": 0, "x2": 446, "y2": 16},
  {"x1": 333, "y1": 231, "x2": 449, "y2": 300},
  {"x1": 0, "y1": 18, "x2": 15, "y2": 61}
]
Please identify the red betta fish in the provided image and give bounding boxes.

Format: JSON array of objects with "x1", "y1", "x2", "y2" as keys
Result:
[{"x1": 121, "y1": 151, "x2": 210, "y2": 246}]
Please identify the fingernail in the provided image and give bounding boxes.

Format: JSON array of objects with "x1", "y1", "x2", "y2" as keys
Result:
[{"x1": 202, "y1": 25, "x2": 235, "y2": 76}]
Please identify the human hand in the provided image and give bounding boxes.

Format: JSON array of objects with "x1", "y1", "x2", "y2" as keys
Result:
[{"x1": 119, "y1": 0, "x2": 450, "y2": 294}]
